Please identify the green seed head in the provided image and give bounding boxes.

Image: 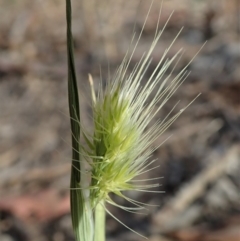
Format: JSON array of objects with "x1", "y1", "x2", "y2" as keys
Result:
[{"x1": 81, "y1": 10, "x2": 201, "y2": 213}]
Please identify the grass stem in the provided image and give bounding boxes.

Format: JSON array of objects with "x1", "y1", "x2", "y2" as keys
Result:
[{"x1": 94, "y1": 201, "x2": 106, "y2": 241}]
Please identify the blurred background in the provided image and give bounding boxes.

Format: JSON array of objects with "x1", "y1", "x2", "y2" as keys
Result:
[{"x1": 0, "y1": 0, "x2": 240, "y2": 241}]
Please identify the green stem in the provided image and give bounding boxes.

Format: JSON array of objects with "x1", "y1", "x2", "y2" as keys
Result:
[{"x1": 94, "y1": 201, "x2": 106, "y2": 241}]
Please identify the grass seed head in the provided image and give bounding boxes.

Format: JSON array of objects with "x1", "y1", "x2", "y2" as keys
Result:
[
  {"x1": 80, "y1": 7, "x2": 202, "y2": 215},
  {"x1": 83, "y1": 22, "x2": 194, "y2": 211}
]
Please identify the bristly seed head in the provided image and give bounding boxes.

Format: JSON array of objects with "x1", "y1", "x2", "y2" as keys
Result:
[{"x1": 80, "y1": 9, "x2": 202, "y2": 214}]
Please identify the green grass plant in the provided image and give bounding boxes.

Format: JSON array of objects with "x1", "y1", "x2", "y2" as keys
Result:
[{"x1": 66, "y1": 1, "x2": 202, "y2": 240}]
